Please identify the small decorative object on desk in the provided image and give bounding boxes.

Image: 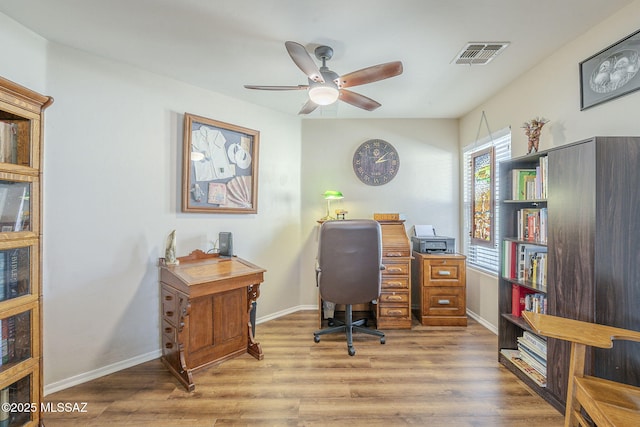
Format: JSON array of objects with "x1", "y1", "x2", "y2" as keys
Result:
[
  {"x1": 165, "y1": 230, "x2": 179, "y2": 265},
  {"x1": 522, "y1": 117, "x2": 548, "y2": 154},
  {"x1": 335, "y1": 209, "x2": 348, "y2": 220}
]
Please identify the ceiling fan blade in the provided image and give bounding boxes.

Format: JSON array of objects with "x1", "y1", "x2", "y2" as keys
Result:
[
  {"x1": 339, "y1": 89, "x2": 381, "y2": 111},
  {"x1": 335, "y1": 61, "x2": 403, "y2": 88},
  {"x1": 244, "y1": 84, "x2": 308, "y2": 91},
  {"x1": 298, "y1": 99, "x2": 318, "y2": 115},
  {"x1": 285, "y1": 41, "x2": 324, "y2": 83}
]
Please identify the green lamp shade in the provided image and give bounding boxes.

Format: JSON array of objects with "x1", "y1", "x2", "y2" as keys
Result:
[{"x1": 323, "y1": 190, "x2": 344, "y2": 200}]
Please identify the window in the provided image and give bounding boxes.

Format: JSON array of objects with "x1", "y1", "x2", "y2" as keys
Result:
[{"x1": 462, "y1": 128, "x2": 511, "y2": 273}]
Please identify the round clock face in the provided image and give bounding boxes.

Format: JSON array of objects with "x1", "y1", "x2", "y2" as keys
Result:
[{"x1": 352, "y1": 139, "x2": 400, "y2": 186}]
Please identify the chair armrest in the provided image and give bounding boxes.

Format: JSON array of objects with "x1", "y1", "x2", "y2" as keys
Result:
[{"x1": 522, "y1": 312, "x2": 640, "y2": 349}]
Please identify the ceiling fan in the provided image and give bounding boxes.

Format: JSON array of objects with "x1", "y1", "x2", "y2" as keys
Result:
[{"x1": 244, "y1": 41, "x2": 403, "y2": 115}]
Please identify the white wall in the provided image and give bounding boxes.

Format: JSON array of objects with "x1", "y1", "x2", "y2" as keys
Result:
[
  {"x1": 300, "y1": 119, "x2": 460, "y2": 302},
  {"x1": 1, "y1": 13, "x2": 304, "y2": 392},
  {"x1": 459, "y1": 0, "x2": 640, "y2": 330}
]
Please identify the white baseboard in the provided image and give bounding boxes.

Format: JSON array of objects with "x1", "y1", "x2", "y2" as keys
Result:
[
  {"x1": 44, "y1": 349, "x2": 162, "y2": 396},
  {"x1": 466, "y1": 308, "x2": 498, "y2": 335},
  {"x1": 45, "y1": 305, "x2": 495, "y2": 395}
]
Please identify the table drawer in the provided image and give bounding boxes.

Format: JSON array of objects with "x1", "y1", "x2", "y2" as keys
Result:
[
  {"x1": 162, "y1": 319, "x2": 176, "y2": 342},
  {"x1": 424, "y1": 287, "x2": 465, "y2": 316},
  {"x1": 383, "y1": 260, "x2": 410, "y2": 276},
  {"x1": 378, "y1": 305, "x2": 411, "y2": 318},
  {"x1": 379, "y1": 291, "x2": 409, "y2": 304},
  {"x1": 382, "y1": 276, "x2": 409, "y2": 290},
  {"x1": 161, "y1": 285, "x2": 178, "y2": 325}
]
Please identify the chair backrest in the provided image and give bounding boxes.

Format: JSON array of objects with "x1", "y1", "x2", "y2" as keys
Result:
[{"x1": 317, "y1": 220, "x2": 383, "y2": 305}]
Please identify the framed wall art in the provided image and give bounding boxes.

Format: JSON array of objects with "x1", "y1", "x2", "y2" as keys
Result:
[
  {"x1": 182, "y1": 113, "x2": 259, "y2": 213},
  {"x1": 471, "y1": 146, "x2": 494, "y2": 247},
  {"x1": 580, "y1": 28, "x2": 640, "y2": 110}
]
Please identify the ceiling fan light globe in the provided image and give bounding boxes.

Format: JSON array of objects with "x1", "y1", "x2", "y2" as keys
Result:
[{"x1": 308, "y1": 85, "x2": 339, "y2": 105}]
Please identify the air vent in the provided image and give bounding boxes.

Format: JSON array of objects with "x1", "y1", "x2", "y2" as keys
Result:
[{"x1": 453, "y1": 42, "x2": 509, "y2": 65}]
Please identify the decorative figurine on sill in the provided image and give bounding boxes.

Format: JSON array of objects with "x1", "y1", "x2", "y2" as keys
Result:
[
  {"x1": 165, "y1": 229, "x2": 179, "y2": 265},
  {"x1": 522, "y1": 117, "x2": 549, "y2": 154}
]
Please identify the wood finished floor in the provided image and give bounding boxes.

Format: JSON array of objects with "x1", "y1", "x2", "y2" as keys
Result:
[{"x1": 43, "y1": 311, "x2": 564, "y2": 426}]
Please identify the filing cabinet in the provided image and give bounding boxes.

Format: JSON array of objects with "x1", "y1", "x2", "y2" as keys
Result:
[{"x1": 411, "y1": 252, "x2": 467, "y2": 326}]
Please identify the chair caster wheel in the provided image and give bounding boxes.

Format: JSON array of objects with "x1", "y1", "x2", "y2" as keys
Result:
[
  {"x1": 348, "y1": 347, "x2": 356, "y2": 356},
  {"x1": 314, "y1": 335, "x2": 320, "y2": 343},
  {"x1": 380, "y1": 337, "x2": 386, "y2": 344}
]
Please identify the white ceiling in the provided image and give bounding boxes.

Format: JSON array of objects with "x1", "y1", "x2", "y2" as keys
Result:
[{"x1": 0, "y1": 0, "x2": 634, "y2": 118}]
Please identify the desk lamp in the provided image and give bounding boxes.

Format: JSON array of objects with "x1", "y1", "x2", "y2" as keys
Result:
[{"x1": 321, "y1": 190, "x2": 343, "y2": 221}]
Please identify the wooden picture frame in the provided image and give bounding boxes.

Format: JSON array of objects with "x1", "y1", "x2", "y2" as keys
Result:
[
  {"x1": 580, "y1": 28, "x2": 640, "y2": 110},
  {"x1": 471, "y1": 147, "x2": 494, "y2": 247},
  {"x1": 182, "y1": 113, "x2": 259, "y2": 213}
]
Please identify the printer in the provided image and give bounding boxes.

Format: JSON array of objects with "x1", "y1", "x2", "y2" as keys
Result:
[{"x1": 411, "y1": 225, "x2": 456, "y2": 254}]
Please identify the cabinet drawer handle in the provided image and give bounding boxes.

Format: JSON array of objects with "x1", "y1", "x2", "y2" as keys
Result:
[
  {"x1": 387, "y1": 267, "x2": 403, "y2": 273},
  {"x1": 166, "y1": 311, "x2": 174, "y2": 317},
  {"x1": 165, "y1": 294, "x2": 173, "y2": 301},
  {"x1": 387, "y1": 310, "x2": 403, "y2": 315},
  {"x1": 164, "y1": 327, "x2": 172, "y2": 334},
  {"x1": 386, "y1": 281, "x2": 404, "y2": 286},
  {"x1": 438, "y1": 299, "x2": 451, "y2": 305},
  {"x1": 387, "y1": 295, "x2": 403, "y2": 301},
  {"x1": 165, "y1": 342, "x2": 174, "y2": 349},
  {"x1": 437, "y1": 270, "x2": 451, "y2": 276}
]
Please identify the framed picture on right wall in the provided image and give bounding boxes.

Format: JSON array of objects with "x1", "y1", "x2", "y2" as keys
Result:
[{"x1": 580, "y1": 28, "x2": 640, "y2": 110}]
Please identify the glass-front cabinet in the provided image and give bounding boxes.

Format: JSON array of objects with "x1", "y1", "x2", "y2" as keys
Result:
[{"x1": 0, "y1": 75, "x2": 52, "y2": 426}]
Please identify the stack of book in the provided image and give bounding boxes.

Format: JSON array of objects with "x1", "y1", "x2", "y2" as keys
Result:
[
  {"x1": 500, "y1": 348, "x2": 546, "y2": 387},
  {"x1": 501, "y1": 331, "x2": 547, "y2": 387},
  {"x1": 517, "y1": 331, "x2": 547, "y2": 379}
]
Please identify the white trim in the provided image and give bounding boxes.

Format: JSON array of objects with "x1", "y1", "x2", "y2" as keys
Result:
[
  {"x1": 44, "y1": 349, "x2": 162, "y2": 396},
  {"x1": 467, "y1": 308, "x2": 498, "y2": 335}
]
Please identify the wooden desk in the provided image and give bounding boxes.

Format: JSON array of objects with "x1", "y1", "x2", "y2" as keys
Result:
[
  {"x1": 376, "y1": 220, "x2": 412, "y2": 329},
  {"x1": 159, "y1": 250, "x2": 266, "y2": 391}
]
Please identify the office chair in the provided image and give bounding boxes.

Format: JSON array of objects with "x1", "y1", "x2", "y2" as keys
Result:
[
  {"x1": 313, "y1": 220, "x2": 386, "y2": 356},
  {"x1": 522, "y1": 311, "x2": 640, "y2": 427}
]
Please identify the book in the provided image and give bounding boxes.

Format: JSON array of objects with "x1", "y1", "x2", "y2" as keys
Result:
[
  {"x1": 517, "y1": 336, "x2": 547, "y2": 362},
  {"x1": 6, "y1": 249, "x2": 20, "y2": 300},
  {"x1": 511, "y1": 169, "x2": 537, "y2": 200},
  {"x1": 517, "y1": 344, "x2": 547, "y2": 375},
  {"x1": 501, "y1": 349, "x2": 546, "y2": 387},
  {"x1": 522, "y1": 331, "x2": 547, "y2": 353},
  {"x1": 0, "y1": 252, "x2": 5, "y2": 301},
  {"x1": 512, "y1": 285, "x2": 535, "y2": 317}
]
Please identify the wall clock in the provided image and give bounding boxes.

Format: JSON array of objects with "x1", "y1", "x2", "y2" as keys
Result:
[{"x1": 352, "y1": 139, "x2": 400, "y2": 186}]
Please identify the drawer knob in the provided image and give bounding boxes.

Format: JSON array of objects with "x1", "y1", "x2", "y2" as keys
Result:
[
  {"x1": 166, "y1": 311, "x2": 174, "y2": 317},
  {"x1": 165, "y1": 342, "x2": 174, "y2": 349},
  {"x1": 438, "y1": 299, "x2": 451, "y2": 305},
  {"x1": 164, "y1": 327, "x2": 172, "y2": 333},
  {"x1": 437, "y1": 270, "x2": 451, "y2": 276}
]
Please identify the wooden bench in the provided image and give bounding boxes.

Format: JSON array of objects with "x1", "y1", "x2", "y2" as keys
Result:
[{"x1": 522, "y1": 311, "x2": 640, "y2": 427}]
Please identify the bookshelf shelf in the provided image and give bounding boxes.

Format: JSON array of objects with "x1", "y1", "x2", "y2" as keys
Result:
[
  {"x1": 498, "y1": 136, "x2": 640, "y2": 414},
  {"x1": 0, "y1": 76, "x2": 51, "y2": 427}
]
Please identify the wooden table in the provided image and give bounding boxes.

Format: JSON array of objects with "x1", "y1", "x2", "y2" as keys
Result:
[{"x1": 159, "y1": 250, "x2": 266, "y2": 391}]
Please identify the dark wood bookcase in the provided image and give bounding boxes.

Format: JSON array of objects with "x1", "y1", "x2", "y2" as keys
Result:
[{"x1": 498, "y1": 136, "x2": 640, "y2": 412}]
